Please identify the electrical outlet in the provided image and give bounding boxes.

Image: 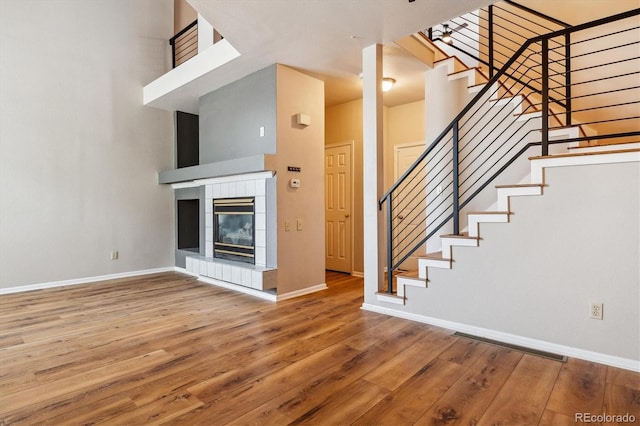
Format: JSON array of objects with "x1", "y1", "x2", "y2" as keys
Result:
[
  {"x1": 590, "y1": 302, "x2": 603, "y2": 320},
  {"x1": 111, "y1": 250, "x2": 119, "y2": 260},
  {"x1": 297, "y1": 219, "x2": 303, "y2": 231}
]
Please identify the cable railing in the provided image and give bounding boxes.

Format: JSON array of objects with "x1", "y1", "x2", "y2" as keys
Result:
[{"x1": 380, "y1": 8, "x2": 640, "y2": 294}]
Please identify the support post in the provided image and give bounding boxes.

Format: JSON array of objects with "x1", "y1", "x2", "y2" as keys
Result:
[
  {"x1": 362, "y1": 44, "x2": 385, "y2": 301},
  {"x1": 488, "y1": 5, "x2": 494, "y2": 77},
  {"x1": 565, "y1": 33, "x2": 572, "y2": 126},
  {"x1": 386, "y1": 196, "x2": 394, "y2": 294},
  {"x1": 452, "y1": 122, "x2": 460, "y2": 235},
  {"x1": 541, "y1": 39, "x2": 549, "y2": 156}
]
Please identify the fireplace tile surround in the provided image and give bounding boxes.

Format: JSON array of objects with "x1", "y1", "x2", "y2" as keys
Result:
[{"x1": 181, "y1": 171, "x2": 277, "y2": 291}]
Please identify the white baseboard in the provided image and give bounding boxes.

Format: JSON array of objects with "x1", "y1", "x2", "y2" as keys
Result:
[
  {"x1": 192, "y1": 274, "x2": 326, "y2": 302},
  {"x1": 0, "y1": 267, "x2": 178, "y2": 295},
  {"x1": 351, "y1": 271, "x2": 364, "y2": 278},
  {"x1": 277, "y1": 283, "x2": 328, "y2": 301},
  {"x1": 197, "y1": 275, "x2": 278, "y2": 301},
  {"x1": 361, "y1": 303, "x2": 640, "y2": 372}
]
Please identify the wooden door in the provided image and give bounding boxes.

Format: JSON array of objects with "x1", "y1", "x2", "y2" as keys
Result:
[
  {"x1": 394, "y1": 143, "x2": 426, "y2": 270},
  {"x1": 325, "y1": 144, "x2": 352, "y2": 273}
]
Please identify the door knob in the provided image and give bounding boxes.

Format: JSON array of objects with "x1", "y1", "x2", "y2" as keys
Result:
[
  {"x1": 344, "y1": 213, "x2": 350, "y2": 218},
  {"x1": 398, "y1": 214, "x2": 404, "y2": 219}
]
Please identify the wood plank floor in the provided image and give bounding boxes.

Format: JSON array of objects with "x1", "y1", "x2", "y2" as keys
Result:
[{"x1": 0, "y1": 271, "x2": 638, "y2": 425}]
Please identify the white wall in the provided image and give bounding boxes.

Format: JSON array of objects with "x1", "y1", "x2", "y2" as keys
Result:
[
  {"x1": 0, "y1": 0, "x2": 175, "y2": 289},
  {"x1": 369, "y1": 160, "x2": 640, "y2": 365}
]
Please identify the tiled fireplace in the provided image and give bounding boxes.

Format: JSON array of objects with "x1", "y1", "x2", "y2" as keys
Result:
[{"x1": 184, "y1": 171, "x2": 277, "y2": 291}]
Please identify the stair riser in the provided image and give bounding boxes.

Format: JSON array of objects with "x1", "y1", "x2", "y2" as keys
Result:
[
  {"x1": 467, "y1": 214, "x2": 509, "y2": 237},
  {"x1": 397, "y1": 277, "x2": 428, "y2": 289},
  {"x1": 530, "y1": 150, "x2": 640, "y2": 184},
  {"x1": 441, "y1": 238, "x2": 479, "y2": 259},
  {"x1": 418, "y1": 258, "x2": 452, "y2": 274},
  {"x1": 496, "y1": 187, "x2": 543, "y2": 211}
]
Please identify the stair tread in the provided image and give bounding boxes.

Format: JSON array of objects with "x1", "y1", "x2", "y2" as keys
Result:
[
  {"x1": 397, "y1": 270, "x2": 424, "y2": 280},
  {"x1": 567, "y1": 140, "x2": 640, "y2": 150},
  {"x1": 448, "y1": 67, "x2": 482, "y2": 77},
  {"x1": 495, "y1": 183, "x2": 544, "y2": 189},
  {"x1": 467, "y1": 210, "x2": 509, "y2": 215},
  {"x1": 375, "y1": 291, "x2": 403, "y2": 299},
  {"x1": 433, "y1": 55, "x2": 466, "y2": 67},
  {"x1": 420, "y1": 251, "x2": 446, "y2": 260},
  {"x1": 440, "y1": 233, "x2": 479, "y2": 240},
  {"x1": 529, "y1": 148, "x2": 640, "y2": 161}
]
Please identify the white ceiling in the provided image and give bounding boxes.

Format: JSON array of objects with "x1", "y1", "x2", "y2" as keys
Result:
[{"x1": 188, "y1": 0, "x2": 495, "y2": 107}]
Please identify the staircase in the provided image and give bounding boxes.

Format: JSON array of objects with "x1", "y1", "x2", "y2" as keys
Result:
[{"x1": 378, "y1": 5, "x2": 640, "y2": 304}]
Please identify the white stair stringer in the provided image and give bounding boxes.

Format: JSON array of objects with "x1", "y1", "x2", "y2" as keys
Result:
[{"x1": 376, "y1": 147, "x2": 640, "y2": 306}]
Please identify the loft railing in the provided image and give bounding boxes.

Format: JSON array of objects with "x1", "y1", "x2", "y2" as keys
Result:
[
  {"x1": 170, "y1": 20, "x2": 198, "y2": 68},
  {"x1": 169, "y1": 21, "x2": 225, "y2": 68},
  {"x1": 428, "y1": 1, "x2": 572, "y2": 122},
  {"x1": 380, "y1": 8, "x2": 640, "y2": 293},
  {"x1": 429, "y1": 0, "x2": 571, "y2": 78}
]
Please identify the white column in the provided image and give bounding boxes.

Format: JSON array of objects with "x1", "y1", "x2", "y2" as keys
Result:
[
  {"x1": 197, "y1": 14, "x2": 214, "y2": 53},
  {"x1": 362, "y1": 44, "x2": 385, "y2": 302}
]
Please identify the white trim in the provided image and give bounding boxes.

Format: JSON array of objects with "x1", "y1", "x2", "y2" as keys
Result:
[
  {"x1": 351, "y1": 271, "x2": 364, "y2": 278},
  {"x1": 195, "y1": 171, "x2": 275, "y2": 186},
  {"x1": 197, "y1": 275, "x2": 277, "y2": 301},
  {"x1": 277, "y1": 283, "x2": 328, "y2": 301},
  {"x1": 361, "y1": 303, "x2": 640, "y2": 372},
  {"x1": 0, "y1": 267, "x2": 177, "y2": 295}
]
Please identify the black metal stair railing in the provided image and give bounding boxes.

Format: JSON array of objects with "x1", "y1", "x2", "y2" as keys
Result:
[{"x1": 380, "y1": 8, "x2": 640, "y2": 294}]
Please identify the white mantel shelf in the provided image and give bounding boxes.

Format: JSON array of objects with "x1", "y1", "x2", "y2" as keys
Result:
[{"x1": 158, "y1": 154, "x2": 274, "y2": 185}]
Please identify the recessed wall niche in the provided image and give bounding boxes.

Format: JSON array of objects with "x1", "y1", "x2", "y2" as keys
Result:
[
  {"x1": 176, "y1": 111, "x2": 199, "y2": 168},
  {"x1": 177, "y1": 199, "x2": 199, "y2": 252}
]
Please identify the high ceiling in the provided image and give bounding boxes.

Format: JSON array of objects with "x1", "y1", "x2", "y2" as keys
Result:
[{"x1": 188, "y1": 0, "x2": 495, "y2": 107}]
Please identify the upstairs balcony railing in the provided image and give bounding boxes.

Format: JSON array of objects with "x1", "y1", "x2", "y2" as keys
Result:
[{"x1": 170, "y1": 20, "x2": 198, "y2": 68}]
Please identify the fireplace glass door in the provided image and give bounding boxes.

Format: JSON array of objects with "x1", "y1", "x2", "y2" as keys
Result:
[{"x1": 213, "y1": 198, "x2": 255, "y2": 264}]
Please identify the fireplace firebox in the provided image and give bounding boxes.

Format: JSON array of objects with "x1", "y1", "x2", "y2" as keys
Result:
[{"x1": 213, "y1": 197, "x2": 255, "y2": 264}]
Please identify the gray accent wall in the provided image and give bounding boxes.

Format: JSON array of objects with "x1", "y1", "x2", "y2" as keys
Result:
[{"x1": 199, "y1": 65, "x2": 277, "y2": 164}]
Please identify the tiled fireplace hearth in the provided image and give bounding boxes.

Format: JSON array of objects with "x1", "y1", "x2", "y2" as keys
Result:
[{"x1": 182, "y1": 171, "x2": 277, "y2": 291}]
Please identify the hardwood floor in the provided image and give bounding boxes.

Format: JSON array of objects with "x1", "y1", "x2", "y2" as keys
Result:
[{"x1": 0, "y1": 271, "x2": 638, "y2": 425}]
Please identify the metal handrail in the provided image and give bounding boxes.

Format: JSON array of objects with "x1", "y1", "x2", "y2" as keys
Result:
[{"x1": 380, "y1": 7, "x2": 640, "y2": 293}]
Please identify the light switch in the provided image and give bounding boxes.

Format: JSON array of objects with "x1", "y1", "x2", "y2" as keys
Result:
[
  {"x1": 290, "y1": 178, "x2": 301, "y2": 188},
  {"x1": 297, "y1": 219, "x2": 303, "y2": 231}
]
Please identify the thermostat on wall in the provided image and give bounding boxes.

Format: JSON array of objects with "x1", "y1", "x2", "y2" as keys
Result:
[{"x1": 289, "y1": 178, "x2": 301, "y2": 188}]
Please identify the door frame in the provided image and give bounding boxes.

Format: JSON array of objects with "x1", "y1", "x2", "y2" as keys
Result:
[
  {"x1": 394, "y1": 141, "x2": 425, "y2": 179},
  {"x1": 325, "y1": 141, "x2": 355, "y2": 274}
]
